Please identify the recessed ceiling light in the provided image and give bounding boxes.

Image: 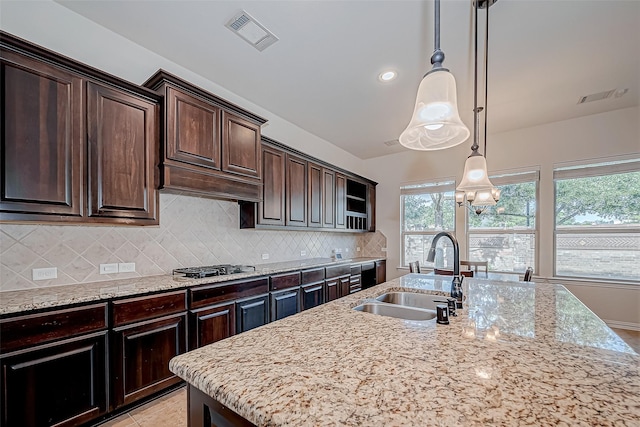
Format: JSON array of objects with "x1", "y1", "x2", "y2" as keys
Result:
[{"x1": 379, "y1": 70, "x2": 397, "y2": 82}]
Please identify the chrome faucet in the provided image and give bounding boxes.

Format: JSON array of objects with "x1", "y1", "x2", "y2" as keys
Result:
[{"x1": 426, "y1": 231, "x2": 463, "y2": 307}]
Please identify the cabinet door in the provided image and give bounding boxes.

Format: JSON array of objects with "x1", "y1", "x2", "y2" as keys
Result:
[
  {"x1": 300, "y1": 281, "x2": 325, "y2": 310},
  {"x1": 322, "y1": 168, "x2": 336, "y2": 228},
  {"x1": 307, "y1": 162, "x2": 323, "y2": 227},
  {"x1": 259, "y1": 145, "x2": 285, "y2": 226},
  {"x1": 222, "y1": 111, "x2": 261, "y2": 179},
  {"x1": 1, "y1": 332, "x2": 108, "y2": 427},
  {"x1": 190, "y1": 302, "x2": 236, "y2": 350},
  {"x1": 236, "y1": 295, "x2": 269, "y2": 334},
  {"x1": 112, "y1": 313, "x2": 186, "y2": 408},
  {"x1": 87, "y1": 82, "x2": 158, "y2": 223},
  {"x1": 270, "y1": 288, "x2": 299, "y2": 322},
  {"x1": 0, "y1": 50, "x2": 83, "y2": 219},
  {"x1": 376, "y1": 260, "x2": 387, "y2": 284},
  {"x1": 338, "y1": 275, "x2": 350, "y2": 298},
  {"x1": 325, "y1": 279, "x2": 339, "y2": 302},
  {"x1": 367, "y1": 183, "x2": 376, "y2": 232},
  {"x1": 286, "y1": 154, "x2": 308, "y2": 227},
  {"x1": 335, "y1": 173, "x2": 347, "y2": 229},
  {"x1": 165, "y1": 86, "x2": 221, "y2": 170}
]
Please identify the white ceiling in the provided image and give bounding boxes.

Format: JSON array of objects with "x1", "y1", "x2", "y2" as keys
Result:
[{"x1": 57, "y1": 0, "x2": 640, "y2": 159}]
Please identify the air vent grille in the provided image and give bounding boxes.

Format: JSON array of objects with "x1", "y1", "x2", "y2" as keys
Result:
[
  {"x1": 384, "y1": 139, "x2": 400, "y2": 147},
  {"x1": 226, "y1": 11, "x2": 279, "y2": 52},
  {"x1": 577, "y1": 89, "x2": 615, "y2": 104}
]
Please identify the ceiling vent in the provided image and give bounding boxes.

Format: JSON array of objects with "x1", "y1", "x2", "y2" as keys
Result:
[
  {"x1": 577, "y1": 89, "x2": 616, "y2": 104},
  {"x1": 384, "y1": 139, "x2": 400, "y2": 147},
  {"x1": 225, "y1": 11, "x2": 279, "y2": 52}
]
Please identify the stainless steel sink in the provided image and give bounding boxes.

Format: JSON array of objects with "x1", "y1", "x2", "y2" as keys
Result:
[
  {"x1": 376, "y1": 292, "x2": 449, "y2": 311},
  {"x1": 353, "y1": 302, "x2": 437, "y2": 321}
]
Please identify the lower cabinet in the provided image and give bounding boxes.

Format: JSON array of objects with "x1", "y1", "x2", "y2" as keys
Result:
[
  {"x1": 111, "y1": 291, "x2": 187, "y2": 409},
  {"x1": 1, "y1": 332, "x2": 108, "y2": 427},
  {"x1": 0, "y1": 303, "x2": 109, "y2": 427},
  {"x1": 190, "y1": 302, "x2": 236, "y2": 350},
  {"x1": 325, "y1": 278, "x2": 340, "y2": 302},
  {"x1": 338, "y1": 275, "x2": 350, "y2": 298},
  {"x1": 300, "y1": 281, "x2": 325, "y2": 310},
  {"x1": 270, "y1": 287, "x2": 300, "y2": 322},
  {"x1": 376, "y1": 260, "x2": 387, "y2": 284},
  {"x1": 236, "y1": 294, "x2": 269, "y2": 333}
]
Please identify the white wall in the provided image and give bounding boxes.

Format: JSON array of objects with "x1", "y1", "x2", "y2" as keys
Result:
[
  {"x1": 364, "y1": 106, "x2": 640, "y2": 327},
  {"x1": 0, "y1": 0, "x2": 367, "y2": 177}
]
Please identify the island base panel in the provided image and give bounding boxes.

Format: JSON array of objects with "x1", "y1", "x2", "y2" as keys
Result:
[{"x1": 188, "y1": 385, "x2": 256, "y2": 427}]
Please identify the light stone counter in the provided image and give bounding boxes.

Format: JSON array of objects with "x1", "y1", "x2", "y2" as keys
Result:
[
  {"x1": 0, "y1": 257, "x2": 383, "y2": 315},
  {"x1": 169, "y1": 273, "x2": 639, "y2": 426}
]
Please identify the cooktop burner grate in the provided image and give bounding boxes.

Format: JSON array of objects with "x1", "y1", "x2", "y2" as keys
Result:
[{"x1": 172, "y1": 264, "x2": 255, "y2": 278}]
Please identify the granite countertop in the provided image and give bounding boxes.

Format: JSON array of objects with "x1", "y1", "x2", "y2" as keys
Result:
[
  {"x1": 0, "y1": 257, "x2": 384, "y2": 316},
  {"x1": 169, "y1": 274, "x2": 639, "y2": 426}
]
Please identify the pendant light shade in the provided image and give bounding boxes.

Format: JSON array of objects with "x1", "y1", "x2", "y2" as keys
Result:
[
  {"x1": 457, "y1": 152, "x2": 494, "y2": 192},
  {"x1": 398, "y1": 70, "x2": 470, "y2": 151}
]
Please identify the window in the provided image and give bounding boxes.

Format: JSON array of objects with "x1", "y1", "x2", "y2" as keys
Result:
[
  {"x1": 401, "y1": 180, "x2": 456, "y2": 268},
  {"x1": 554, "y1": 159, "x2": 640, "y2": 282},
  {"x1": 467, "y1": 170, "x2": 539, "y2": 273}
]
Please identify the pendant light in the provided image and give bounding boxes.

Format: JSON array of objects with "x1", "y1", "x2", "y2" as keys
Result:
[
  {"x1": 456, "y1": 0, "x2": 500, "y2": 213},
  {"x1": 398, "y1": 0, "x2": 470, "y2": 151}
]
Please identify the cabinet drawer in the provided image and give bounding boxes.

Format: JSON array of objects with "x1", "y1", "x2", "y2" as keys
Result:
[
  {"x1": 190, "y1": 277, "x2": 269, "y2": 309},
  {"x1": 112, "y1": 291, "x2": 186, "y2": 327},
  {"x1": 270, "y1": 272, "x2": 301, "y2": 291},
  {"x1": 325, "y1": 264, "x2": 350, "y2": 279},
  {"x1": 350, "y1": 265, "x2": 362, "y2": 275},
  {"x1": 301, "y1": 267, "x2": 325, "y2": 284},
  {"x1": 0, "y1": 303, "x2": 107, "y2": 353}
]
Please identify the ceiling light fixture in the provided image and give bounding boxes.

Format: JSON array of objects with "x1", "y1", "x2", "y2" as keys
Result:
[
  {"x1": 379, "y1": 70, "x2": 397, "y2": 82},
  {"x1": 456, "y1": 0, "x2": 500, "y2": 215},
  {"x1": 398, "y1": 0, "x2": 470, "y2": 151}
]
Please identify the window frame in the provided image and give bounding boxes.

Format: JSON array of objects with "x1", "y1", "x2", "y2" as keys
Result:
[
  {"x1": 400, "y1": 179, "x2": 457, "y2": 268},
  {"x1": 466, "y1": 170, "x2": 540, "y2": 274},
  {"x1": 553, "y1": 158, "x2": 640, "y2": 283}
]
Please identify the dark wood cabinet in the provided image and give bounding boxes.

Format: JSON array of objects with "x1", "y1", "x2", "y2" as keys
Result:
[
  {"x1": 335, "y1": 173, "x2": 347, "y2": 229},
  {"x1": 367, "y1": 183, "x2": 377, "y2": 232},
  {"x1": 164, "y1": 86, "x2": 221, "y2": 169},
  {"x1": 325, "y1": 278, "x2": 340, "y2": 302},
  {"x1": 190, "y1": 302, "x2": 235, "y2": 350},
  {"x1": 86, "y1": 82, "x2": 158, "y2": 223},
  {"x1": 376, "y1": 260, "x2": 387, "y2": 284},
  {"x1": 0, "y1": 303, "x2": 109, "y2": 427},
  {"x1": 300, "y1": 281, "x2": 325, "y2": 310},
  {"x1": 308, "y1": 162, "x2": 323, "y2": 227},
  {"x1": 0, "y1": 49, "x2": 83, "y2": 220},
  {"x1": 0, "y1": 32, "x2": 160, "y2": 225},
  {"x1": 258, "y1": 145, "x2": 286, "y2": 226},
  {"x1": 322, "y1": 168, "x2": 336, "y2": 228},
  {"x1": 222, "y1": 112, "x2": 261, "y2": 179},
  {"x1": 338, "y1": 275, "x2": 351, "y2": 298},
  {"x1": 286, "y1": 153, "x2": 308, "y2": 227},
  {"x1": 144, "y1": 70, "x2": 266, "y2": 202},
  {"x1": 236, "y1": 295, "x2": 269, "y2": 333},
  {"x1": 111, "y1": 291, "x2": 187, "y2": 409},
  {"x1": 270, "y1": 288, "x2": 300, "y2": 322}
]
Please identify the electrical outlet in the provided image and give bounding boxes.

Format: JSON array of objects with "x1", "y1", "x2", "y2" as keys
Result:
[
  {"x1": 100, "y1": 263, "x2": 118, "y2": 274},
  {"x1": 118, "y1": 262, "x2": 136, "y2": 273},
  {"x1": 262, "y1": 253, "x2": 270, "y2": 260},
  {"x1": 300, "y1": 250, "x2": 307, "y2": 257},
  {"x1": 381, "y1": 247, "x2": 387, "y2": 252},
  {"x1": 32, "y1": 267, "x2": 57, "y2": 281},
  {"x1": 345, "y1": 248, "x2": 349, "y2": 253},
  {"x1": 357, "y1": 247, "x2": 361, "y2": 252}
]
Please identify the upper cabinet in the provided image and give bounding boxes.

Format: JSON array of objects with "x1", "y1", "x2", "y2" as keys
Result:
[
  {"x1": 240, "y1": 138, "x2": 376, "y2": 232},
  {"x1": 0, "y1": 31, "x2": 160, "y2": 225},
  {"x1": 143, "y1": 70, "x2": 267, "y2": 202}
]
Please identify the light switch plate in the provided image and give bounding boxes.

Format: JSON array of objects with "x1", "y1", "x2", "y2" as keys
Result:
[
  {"x1": 381, "y1": 247, "x2": 387, "y2": 252},
  {"x1": 300, "y1": 250, "x2": 307, "y2": 257},
  {"x1": 118, "y1": 262, "x2": 136, "y2": 273},
  {"x1": 357, "y1": 247, "x2": 361, "y2": 252},
  {"x1": 32, "y1": 267, "x2": 57, "y2": 281},
  {"x1": 100, "y1": 263, "x2": 118, "y2": 274},
  {"x1": 262, "y1": 253, "x2": 269, "y2": 260}
]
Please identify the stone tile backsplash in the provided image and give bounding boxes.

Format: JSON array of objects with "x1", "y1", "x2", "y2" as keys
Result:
[{"x1": 0, "y1": 193, "x2": 386, "y2": 291}]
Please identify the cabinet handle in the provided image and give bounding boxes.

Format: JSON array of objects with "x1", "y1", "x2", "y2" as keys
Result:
[{"x1": 306, "y1": 286, "x2": 322, "y2": 293}]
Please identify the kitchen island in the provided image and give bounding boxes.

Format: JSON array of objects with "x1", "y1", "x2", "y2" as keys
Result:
[{"x1": 169, "y1": 274, "x2": 639, "y2": 426}]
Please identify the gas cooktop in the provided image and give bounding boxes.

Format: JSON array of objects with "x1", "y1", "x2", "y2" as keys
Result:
[{"x1": 172, "y1": 264, "x2": 256, "y2": 279}]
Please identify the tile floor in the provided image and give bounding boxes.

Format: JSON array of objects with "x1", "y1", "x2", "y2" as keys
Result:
[
  {"x1": 100, "y1": 329, "x2": 640, "y2": 427},
  {"x1": 99, "y1": 387, "x2": 187, "y2": 427}
]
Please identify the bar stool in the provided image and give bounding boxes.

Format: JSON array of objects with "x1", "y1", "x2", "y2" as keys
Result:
[
  {"x1": 408, "y1": 261, "x2": 421, "y2": 273},
  {"x1": 460, "y1": 260, "x2": 488, "y2": 274},
  {"x1": 433, "y1": 268, "x2": 474, "y2": 277}
]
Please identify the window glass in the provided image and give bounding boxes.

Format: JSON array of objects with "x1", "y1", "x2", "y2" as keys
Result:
[{"x1": 554, "y1": 162, "x2": 639, "y2": 282}]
